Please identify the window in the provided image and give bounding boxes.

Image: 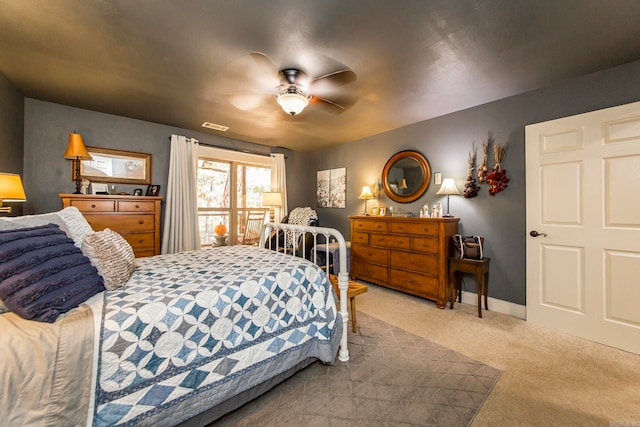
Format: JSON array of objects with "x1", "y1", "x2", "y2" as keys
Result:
[
  {"x1": 197, "y1": 159, "x2": 231, "y2": 246},
  {"x1": 197, "y1": 147, "x2": 271, "y2": 246}
]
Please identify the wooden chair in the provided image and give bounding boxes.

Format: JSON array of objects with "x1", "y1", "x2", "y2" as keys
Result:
[
  {"x1": 238, "y1": 211, "x2": 266, "y2": 246},
  {"x1": 264, "y1": 207, "x2": 319, "y2": 260}
]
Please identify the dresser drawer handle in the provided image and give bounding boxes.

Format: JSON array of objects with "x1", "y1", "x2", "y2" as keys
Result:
[
  {"x1": 139, "y1": 220, "x2": 144, "y2": 225},
  {"x1": 397, "y1": 240, "x2": 403, "y2": 244},
  {"x1": 135, "y1": 204, "x2": 140, "y2": 209},
  {"x1": 91, "y1": 204, "x2": 96, "y2": 208},
  {"x1": 138, "y1": 239, "x2": 144, "y2": 243}
]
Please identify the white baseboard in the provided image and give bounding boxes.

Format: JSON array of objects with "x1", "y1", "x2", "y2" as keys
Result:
[{"x1": 459, "y1": 291, "x2": 526, "y2": 319}]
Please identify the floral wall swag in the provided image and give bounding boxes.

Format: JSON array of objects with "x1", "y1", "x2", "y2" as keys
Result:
[
  {"x1": 465, "y1": 132, "x2": 510, "y2": 198},
  {"x1": 477, "y1": 134, "x2": 493, "y2": 184},
  {"x1": 486, "y1": 143, "x2": 509, "y2": 196},
  {"x1": 463, "y1": 149, "x2": 480, "y2": 198}
]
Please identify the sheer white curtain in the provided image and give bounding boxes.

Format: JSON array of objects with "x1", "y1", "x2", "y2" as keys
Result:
[
  {"x1": 162, "y1": 135, "x2": 201, "y2": 254},
  {"x1": 270, "y1": 153, "x2": 287, "y2": 222}
]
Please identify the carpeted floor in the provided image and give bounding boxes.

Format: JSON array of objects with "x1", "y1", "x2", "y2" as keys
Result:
[{"x1": 215, "y1": 312, "x2": 501, "y2": 426}]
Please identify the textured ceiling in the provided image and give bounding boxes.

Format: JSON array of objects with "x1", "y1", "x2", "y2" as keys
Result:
[{"x1": 2, "y1": 0, "x2": 640, "y2": 152}]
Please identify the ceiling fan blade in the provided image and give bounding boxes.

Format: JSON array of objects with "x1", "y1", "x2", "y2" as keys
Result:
[
  {"x1": 311, "y1": 69, "x2": 357, "y2": 92},
  {"x1": 310, "y1": 94, "x2": 357, "y2": 114},
  {"x1": 213, "y1": 52, "x2": 280, "y2": 94},
  {"x1": 248, "y1": 52, "x2": 280, "y2": 80},
  {"x1": 224, "y1": 93, "x2": 275, "y2": 112}
]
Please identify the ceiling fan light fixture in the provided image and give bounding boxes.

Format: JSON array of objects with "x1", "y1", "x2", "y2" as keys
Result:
[{"x1": 277, "y1": 91, "x2": 309, "y2": 116}]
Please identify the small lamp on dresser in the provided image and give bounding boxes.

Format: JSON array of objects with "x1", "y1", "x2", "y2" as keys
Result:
[
  {"x1": 436, "y1": 178, "x2": 461, "y2": 217},
  {"x1": 63, "y1": 132, "x2": 92, "y2": 194},
  {"x1": 0, "y1": 172, "x2": 27, "y2": 214},
  {"x1": 358, "y1": 185, "x2": 375, "y2": 215}
]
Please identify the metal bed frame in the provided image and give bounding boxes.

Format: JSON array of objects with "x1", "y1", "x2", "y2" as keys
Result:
[{"x1": 260, "y1": 222, "x2": 350, "y2": 362}]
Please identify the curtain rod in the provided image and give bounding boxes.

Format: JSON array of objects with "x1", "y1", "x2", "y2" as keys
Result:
[{"x1": 168, "y1": 136, "x2": 273, "y2": 157}]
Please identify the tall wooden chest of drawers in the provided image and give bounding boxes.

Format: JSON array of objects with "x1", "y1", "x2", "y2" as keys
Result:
[
  {"x1": 60, "y1": 194, "x2": 162, "y2": 257},
  {"x1": 349, "y1": 216, "x2": 459, "y2": 308}
]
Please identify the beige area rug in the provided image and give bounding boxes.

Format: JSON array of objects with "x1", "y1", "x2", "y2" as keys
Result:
[{"x1": 215, "y1": 312, "x2": 501, "y2": 426}]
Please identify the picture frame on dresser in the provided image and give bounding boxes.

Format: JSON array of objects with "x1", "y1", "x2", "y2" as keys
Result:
[
  {"x1": 145, "y1": 185, "x2": 160, "y2": 196},
  {"x1": 378, "y1": 207, "x2": 387, "y2": 216},
  {"x1": 91, "y1": 183, "x2": 108, "y2": 195}
]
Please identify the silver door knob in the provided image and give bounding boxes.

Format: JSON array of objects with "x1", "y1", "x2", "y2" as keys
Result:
[{"x1": 529, "y1": 230, "x2": 547, "y2": 237}]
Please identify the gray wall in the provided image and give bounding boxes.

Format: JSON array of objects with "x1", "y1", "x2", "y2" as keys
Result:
[
  {"x1": 16, "y1": 60, "x2": 640, "y2": 307},
  {"x1": 308, "y1": 59, "x2": 640, "y2": 306},
  {"x1": 22, "y1": 100, "x2": 308, "y2": 215},
  {"x1": 0, "y1": 71, "x2": 25, "y2": 215}
]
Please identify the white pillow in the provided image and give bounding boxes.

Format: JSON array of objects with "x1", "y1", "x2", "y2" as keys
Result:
[
  {"x1": 0, "y1": 211, "x2": 70, "y2": 235},
  {"x1": 0, "y1": 206, "x2": 93, "y2": 248},
  {"x1": 82, "y1": 229, "x2": 136, "y2": 291},
  {"x1": 58, "y1": 206, "x2": 93, "y2": 248}
]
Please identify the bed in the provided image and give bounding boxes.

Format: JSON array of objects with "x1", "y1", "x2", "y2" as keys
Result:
[{"x1": 0, "y1": 208, "x2": 351, "y2": 426}]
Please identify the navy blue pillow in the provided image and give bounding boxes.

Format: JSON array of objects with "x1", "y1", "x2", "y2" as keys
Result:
[{"x1": 0, "y1": 223, "x2": 105, "y2": 322}]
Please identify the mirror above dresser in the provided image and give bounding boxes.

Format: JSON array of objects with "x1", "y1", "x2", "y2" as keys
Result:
[{"x1": 381, "y1": 150, "x2": 431, "y2": 203}]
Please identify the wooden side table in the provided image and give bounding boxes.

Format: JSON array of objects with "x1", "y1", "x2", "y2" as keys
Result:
[
  {"x1": 448, "y1": 257, "x2": 491, "y2": 318},
  {"x1": 329, "y1": 275, "x2": 368, "y2": 333}
]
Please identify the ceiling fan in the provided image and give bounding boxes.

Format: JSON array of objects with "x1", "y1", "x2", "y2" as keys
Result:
[{"x1": 220, "y1": 52, "x2": 358, "y2": 117}]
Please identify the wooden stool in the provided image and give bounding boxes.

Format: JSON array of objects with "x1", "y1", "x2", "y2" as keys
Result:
[
  {"x1": 448, "y1": 257, "x2": 490, "y2": 318},
  {"x1": 329, "y1": 275, "x2": 368, "y2": 333}
]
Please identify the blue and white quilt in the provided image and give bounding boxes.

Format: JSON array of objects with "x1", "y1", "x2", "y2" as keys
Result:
[{"x1": 91, "y1": 245, "x2": 341, "y2": 426}]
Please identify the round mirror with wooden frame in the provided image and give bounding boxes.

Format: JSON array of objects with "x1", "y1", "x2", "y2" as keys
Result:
[{"x1": 382, "y1": 150, "x2": 431, "y2": 203}]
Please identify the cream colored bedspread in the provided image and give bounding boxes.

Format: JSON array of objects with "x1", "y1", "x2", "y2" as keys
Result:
[{"x1": 0, "y1": 301, "x2": 95, "y2": 426}]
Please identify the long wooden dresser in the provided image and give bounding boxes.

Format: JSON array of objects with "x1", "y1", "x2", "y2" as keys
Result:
[
  {"x1": 60, "y1": 194, "x2": 162, "y2": 257},
  {"x1": 349, "y1": 215, "x2": 459, "y2": 308}
]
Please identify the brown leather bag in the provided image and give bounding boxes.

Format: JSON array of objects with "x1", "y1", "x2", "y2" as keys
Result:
[{"x1": 452, "y1": 234, "x2": 484, "y2": 259}]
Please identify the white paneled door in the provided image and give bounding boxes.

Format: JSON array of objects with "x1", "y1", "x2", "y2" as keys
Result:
[{"x1": 526, "y1": 101, "x2": 640, "y2": 355}]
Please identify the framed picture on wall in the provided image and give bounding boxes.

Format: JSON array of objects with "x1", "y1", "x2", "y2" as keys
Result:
[{"x1": 316, "y1": 167, "x2": 346, "y2": 208}]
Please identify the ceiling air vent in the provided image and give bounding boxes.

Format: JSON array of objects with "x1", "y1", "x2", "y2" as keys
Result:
[{"x1": 202, "y1": 122, "x2": 229, "y2": 131}]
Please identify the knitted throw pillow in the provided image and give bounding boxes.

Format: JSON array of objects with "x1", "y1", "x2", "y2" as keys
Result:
[{"x1": 82, "y1": 229, "x2": 136, "y2": 291}]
